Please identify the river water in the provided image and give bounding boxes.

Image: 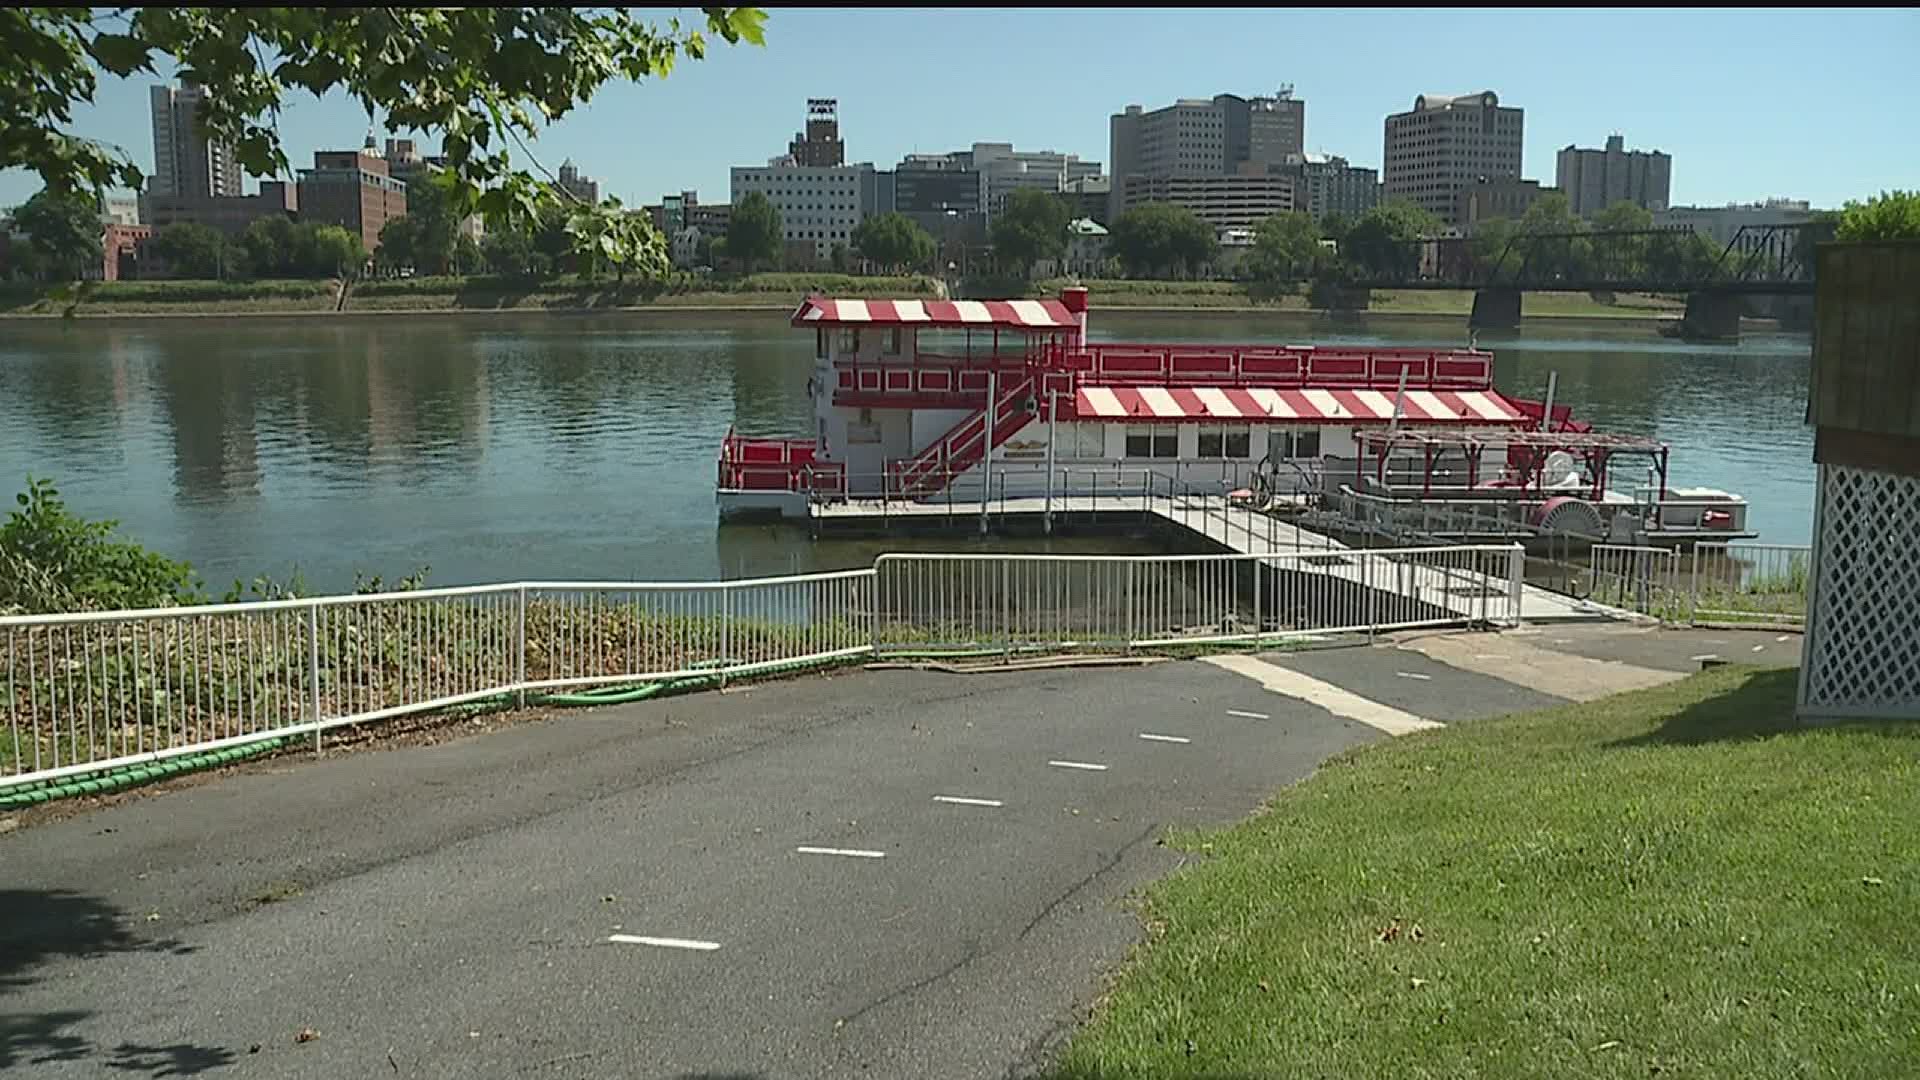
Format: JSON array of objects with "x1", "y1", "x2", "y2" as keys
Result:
[{"x1": 0, "y1": 312, "x2": 1816, "y2": 592}]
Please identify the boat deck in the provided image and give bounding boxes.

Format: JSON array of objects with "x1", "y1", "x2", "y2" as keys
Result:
[{"x1": 811, "y1": 493, "x2": 1609, "y2": 624}]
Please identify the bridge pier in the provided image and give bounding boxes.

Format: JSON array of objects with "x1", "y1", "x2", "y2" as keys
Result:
[
  {"x1": 1676, "y1": 290, "x2": 1743, "y2": 342},
  {"x1": 1469, "y1": 288, "x2": 1522, "y2": 330}
]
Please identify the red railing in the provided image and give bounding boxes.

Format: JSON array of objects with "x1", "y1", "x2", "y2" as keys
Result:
[
  {"x1": 889, "y1": 375, "x2": 1038, "y2": 498},
  {"x1": 1054, "y1": 343, "x2": 1494, "y2": 390},
  {"x1": 716, "y1": 426, "x2": 844, "y2": 493}
]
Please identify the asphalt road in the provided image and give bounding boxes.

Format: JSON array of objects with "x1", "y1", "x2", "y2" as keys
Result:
[
  {"x1": 0, "y1": 624, "x2": 1800, "y2": 1079},
  {"x1": 1, "y1": 659, "x2": 1379, "y2": 1079}
]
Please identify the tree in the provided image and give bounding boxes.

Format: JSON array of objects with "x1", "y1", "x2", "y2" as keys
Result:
[
  {"x1": 726, "y1": 191, "x2": 782, "y2": 273},
  {"x1": 3, "y1": 7, "x2": 766, "y2": 275},
  {"x1": 376, "y1": 214, "x2": 422, "y2": 273},
  {"x1": 1589, "y1": 201, "x2": 1654, "y2": 280},
  {"x1": 147, "y1": 222, "x2": 227, "y2": 278},
  {"x1": 1243, "y1": 211, "x2": 1321, "y2": 289},
  {"x1": 1836, "y1": 190, "x2": 1920, "y2": 242},
  {"x1": 1319, "y1": 211, "x2": 1353, "y2": 247},
  {"x1": 240, "y1": 215, "x2": 297, "y2": 277},
  {"x1": 1109, "y1": 202, "x2": 1216, "y2": 279},
  {"x1": 851, "y1": 211, "x2": 934, "y2": 273},
  {"x1": 1517, "y1": 192, "x2": 1590, "y2": 281},
  {"x1": 1467, "y1": 216, "x2": 1519, "y2": 279},
  {"x1": 481, "y1": 228, "x2": 535, "y2": 277},
  {"x1": 1341, "y1": 200, "x2": 1439, "y2": 281},
  {"x1": 990, "y1": 189, "x2": 1069, "y2": 278},
  {"x1": 11, "y1": 188, "x2": 101, "y2": 279},
  {"x1": 310, "y1": 225, "x2": 366, "y2": 279},
  {"x1": 563, "y1": 196, "x2": 662, "y2": 282}
]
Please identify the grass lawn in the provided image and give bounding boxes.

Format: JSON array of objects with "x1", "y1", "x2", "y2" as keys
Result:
[{"x1": 1048, "y1": 665, "x2": 1919, "y2": 1079}]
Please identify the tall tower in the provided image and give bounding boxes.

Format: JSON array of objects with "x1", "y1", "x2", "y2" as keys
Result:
[
  {"x1": 148, "y1": 83, "x2": 242, "y2": 198},
  {"x1": 789, "y1": 99, "x2": 845, "y2": 167}
]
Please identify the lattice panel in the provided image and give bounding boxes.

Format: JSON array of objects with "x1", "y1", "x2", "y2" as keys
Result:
[{"x1": 1802, "y1": 463, "x2": 1920, "y2": 718}]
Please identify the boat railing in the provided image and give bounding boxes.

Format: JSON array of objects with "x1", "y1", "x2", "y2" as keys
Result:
[{"x1": 1048, "y1": 342, "x2": 1494, "y2": 390}]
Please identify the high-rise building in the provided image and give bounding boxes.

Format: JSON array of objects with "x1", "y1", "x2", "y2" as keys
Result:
[
  {"x1": 1284, "y1": 153, "x2": 1379, "y2": 221},
  {"x1": 1556, "y1": 134, "x2": 1672, "y2": 217},
  {"x1": 148, "y1": 83, "x2": 243, "y2": 198},
  {"x1": 731, "y1": 161, "x2": 882, "y2": 264},
  {"x1": 790, "y1": 99, "x2": 845, "y2": 167},
  {"x1": 1117, "y1": 164, "x2": 1296, "y2": 233},
  {"x1": 384, "y1": 138, "x2": 484, "y2": 240},
  {"x1": 557, "y1": 160, "x2": 600, "y2": 204},
  {"x1": 1455, "y1": 178, "x2": 1555, "y2": 232},
  {"x1": 971, "y1": 143, "x2": 1101, "y2": 221},
  {"x1": 1381, "y1": 91, "x2": 1523, "y2": 227},
  {"x1": 1109, "y1": 90, "x2": 1307, "y2": 222},
  {"x1": 296, "y1": 145, "x2": 408, "y2": 252}
]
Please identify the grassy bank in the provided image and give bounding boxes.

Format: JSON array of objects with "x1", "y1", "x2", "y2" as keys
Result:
[
  {"x1": 0, "y1": 272, "x2": 942, "y2": 317},
  {"x1": 1, "y1": 273, "x2": 1691, "y2": 320},
  {"x1": 1047, "y1": 665, "x2": 1918, "y2": 1079}
]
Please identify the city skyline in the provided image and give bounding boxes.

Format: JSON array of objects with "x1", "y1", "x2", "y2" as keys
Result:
[{"x1": 1, "y1": 7, "x2": 1913, "y2": 212}]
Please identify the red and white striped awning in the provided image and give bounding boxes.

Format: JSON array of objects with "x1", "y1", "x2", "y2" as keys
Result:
[
  {"x1": 1073, "y1": 386, "x2": 1528, "y2": 425},
  {"x1": 792, "y1": 296, "x2": 1077, "y2": 329}
]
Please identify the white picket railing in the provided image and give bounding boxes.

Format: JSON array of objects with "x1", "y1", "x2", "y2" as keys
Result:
[{"x1": 2, "y1": 547, "x2": 1525, "y2": 790}]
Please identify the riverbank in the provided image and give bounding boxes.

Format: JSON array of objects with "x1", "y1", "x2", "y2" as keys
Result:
[{"x1": 0, "y1": 273, "x2": 1710, "y2": 328}]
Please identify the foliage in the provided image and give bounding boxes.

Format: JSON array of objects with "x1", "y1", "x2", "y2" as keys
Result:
[
  {"x1": 1341, "y1": 200, "x2": 1439, "y2": 280},
  {"x1": 309, "y1": 225, "x2": 367, "y2": 278},
  {"x1": 1, "y1": 478, "x2": 199, "y2": 614},
  {"x1": 10, "y1": 187, "x2": 101, "y2": 278},
  {"x1": 564, "y1": 197, "x2": 663, "y2": 282},
  {"x1": 1467, "y1": 216, "x2": 1518, "y2": 276},
  {"x1": 1318, "y1": 210, "x2": 1353, "y2": 246},
  {"x1": 1591, "y1": 200, "x2": 1653, "y2": 233},
  {"x1": 1243, "y1": 211, "x2": 1321, "y2": 289},
  {"x1": 851, "y1": 212, "x2": 935, "y2": 273},
  {"x1": 726, "y1": 191, "x2": 783, "y2": 272},
  {"x1": 990, "y1": 189, "x2": 1070, "y2": 279},
  {"x1": 480, "y1": 228, "x2": 539, "y2": 277},
  {"x1": 2, "y1": 7, "x2": 766, "y2": 275},
  {"x1": 1835, "y1": 190, "x2": 1920, "y2": 242},
  {"x1": 147, "y1": 221, "x2": 228, "y2": 278},
  {"x1": 1109, "y1": 202, "x2": 1216, "y2": 279}
]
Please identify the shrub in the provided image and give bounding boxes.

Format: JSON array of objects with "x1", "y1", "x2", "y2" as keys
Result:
[{"x1": 1, "y1": 478, "x2": 201, "y2": 614}]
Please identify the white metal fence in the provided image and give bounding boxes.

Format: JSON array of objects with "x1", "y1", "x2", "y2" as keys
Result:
[
  {"x1": 3, "y1": 547, "x2": 1521, "y2": 790},
  {"x1": 1571, "y1": 542, "x2": 1809, "y2": 626}
]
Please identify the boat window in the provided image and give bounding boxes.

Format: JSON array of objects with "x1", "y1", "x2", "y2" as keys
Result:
[
  {"x1": 816, "y1": 328, "x2": 829, "y2": 360},
  {"x1": 1197, "y1": 425, "x2": 1253, "y2": 458},
  {"x1": 1125, "y1": 425, "x2": 1154, "y2": 459},
  {"x1": 1127, "y1": 424, "x2": 1176, "y2": 459},
  {"x1": 882, "y1": 327, "x2": 903, "y2": 356},
  {"x1": 837, "y1": 328, "x2": 860, "y2": 355},
  {"x1": 1069, "y1": 423, "x2": 1106, "y2": 458},
  {"x1": 1271, "y1": 427, "x2": 1322, "y2": 459},
  {"x1": 1154, "y1": 427, "x2": 1178, "y2": 458}
]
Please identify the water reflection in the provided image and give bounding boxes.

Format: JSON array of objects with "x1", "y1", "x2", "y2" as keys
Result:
[{"x1": 0, "y1": 313, "x2": 1816, "y2": 592}]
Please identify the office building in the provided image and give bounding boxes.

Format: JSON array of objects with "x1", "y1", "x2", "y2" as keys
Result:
[
  {"x1": 384, "y1": 138, "x2": 484, "y2": 240},
  {"x1": 1063, "y1": 176, "x2": 1112, "y2": 225},
  {"x1": 1109, "y1": 89, "x2": 1307, "y2": 221},
  {"x1": 143, "y1": 182, "x2": 298, "y2": 237},
  {"x1": 1556, "y1": 134, "x2": 1672, "y2": 217},
  {"x1": 790, "y1": 99, "x2": 845, "y2": 167},
  {"x1": 149, "y1": 83, "x2": 243, "y2": 198},
  {"x1": 296, "y1": 144, "x2": 409, "y2": 251},
  {"x1": 972, "y1": 143, "x2": 1100, "y2": 220},
  {"x1": 1118, "y1": 164, "x2": 1295, "y2": 232},
  {"x1": 556, "y1": 159, "x2": 600, "y2": 205},
  {"x1": 1382, "y1": 91, "x2": 1523, "y2": 227},
  {"x1": 1285, "y1": 153, "x2": 1378, "y2": 221},
  {"x1": 1455, "y1": 178, "x2": 1555, "y2": 231},
  {"x1": 894, "y1": 153, "x2": 983, "y2": 223},
  {"x1": 731, "y1": 161, "x2": 884, "y2": 264},
  {"x1": 1652, "y1": 199, "x2": 1813, "y2": 252},
  {"x1": 99, "y1": 195, "x2": 142, "y2": 227}
]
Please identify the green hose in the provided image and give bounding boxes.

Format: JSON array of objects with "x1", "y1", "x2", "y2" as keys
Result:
[{"x1": 0, "y1": 737, "x2": 288, "y2": 809}]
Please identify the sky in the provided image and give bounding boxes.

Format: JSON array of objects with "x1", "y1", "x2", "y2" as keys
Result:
[{"x1": 5, "y1": 7, "x2": 1916, "y2": 212}]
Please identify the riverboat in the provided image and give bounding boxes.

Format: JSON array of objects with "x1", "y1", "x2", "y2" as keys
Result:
[{"x1": 715, "y1": 287, "x2": 1752, "y2": 547}]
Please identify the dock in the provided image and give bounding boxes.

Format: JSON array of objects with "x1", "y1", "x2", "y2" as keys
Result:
[{"x1": 812, "y1": 490, "x2": 1609, "y2": 625}]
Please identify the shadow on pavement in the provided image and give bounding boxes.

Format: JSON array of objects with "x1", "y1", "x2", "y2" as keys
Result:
[{"x1": 0, "y1": 890, "x2": 234, "y2": 1075}]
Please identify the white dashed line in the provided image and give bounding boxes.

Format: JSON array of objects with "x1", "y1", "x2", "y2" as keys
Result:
[
  {"x1": 608, "y1": 935, "x2": 721, "y2": 951},
  {"x1": 1395, "y1": 671, "x2": 1433, "y2": 681},
  {"x1": 795, "y1": 846, "x2": 887, "y2": 859},
  {"x1": 1475, "y1": 654, "x2": 1505, "y2": 661},
  {"x1": 1048, "y1": 760, "x2": 1109, "y2": 772},
  {"x1": 1691, "y1": 654, "x2": 1720, "y2": 662},
  {"x1": 1138, "y1": 733, "x2": 1191, "y2": 744},
  {"x1": 1751, "y1": 644, "x2": 1766, "y2": 652},
  {"x1": 1776, "y1": 635, "x2": 1792, "y2": 642},
  {"x1": 1225, "y1": 709, "x2": 1270, "y2": 720},
  {"x1": 932, "y1": 795, "x2": 1003, "y2": 808}
]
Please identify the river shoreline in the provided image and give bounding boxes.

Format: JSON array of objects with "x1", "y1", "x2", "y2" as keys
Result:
[{"x1": 0, "y1": 302, "x2": 1788, "y2": 335}]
